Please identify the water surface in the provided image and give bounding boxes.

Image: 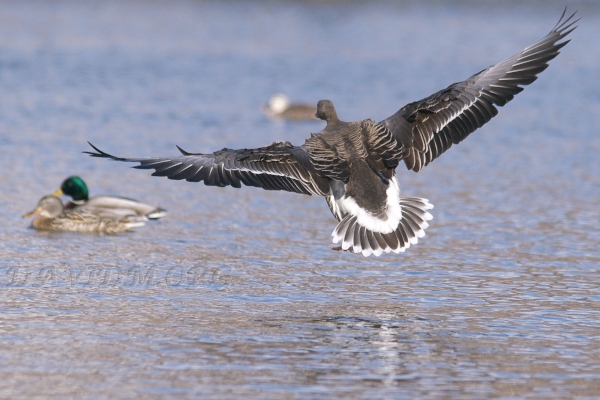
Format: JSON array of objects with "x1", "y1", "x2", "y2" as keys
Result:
[{"x1": 1, "y1": 0, "x2": 599, "y2": 398}]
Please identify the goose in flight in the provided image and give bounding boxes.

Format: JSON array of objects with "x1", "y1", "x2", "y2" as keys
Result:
[{"x1": 86, "y1": 11, "x2": 577, "y2": 256}]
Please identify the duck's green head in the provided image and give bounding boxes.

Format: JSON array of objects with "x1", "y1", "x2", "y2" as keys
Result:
[{"x1": 53, "y1": 176, "x2": 89, "y2": 201}]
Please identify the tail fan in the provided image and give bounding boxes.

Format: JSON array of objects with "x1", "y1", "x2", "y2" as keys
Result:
[
  {"x1": 332, "y1": 197, "x2": 434, "y2": 257},
  {"x1": 146, "y1": 208, "x2": 167, "y2": 220}
]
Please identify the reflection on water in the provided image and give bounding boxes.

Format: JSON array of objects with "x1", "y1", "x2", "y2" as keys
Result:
[{"x1": 1, "y1": 0, "x2": 600, "y2": 398}]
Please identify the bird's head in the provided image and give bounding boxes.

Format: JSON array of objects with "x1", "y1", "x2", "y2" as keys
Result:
[
  {"x1": 23, "y1": 195, "x2": 64, "y2": 219},
  {"x1": 315, "y1": 100, "x2": 340, "y2": 124},
  {"x1": 53, "y1": 176, "x2": 89, "y2": 202}
]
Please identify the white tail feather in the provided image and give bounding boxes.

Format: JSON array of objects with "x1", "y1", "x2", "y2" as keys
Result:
[{"x1": 332, "y1": 197, "x2": 433, "y2": 257}]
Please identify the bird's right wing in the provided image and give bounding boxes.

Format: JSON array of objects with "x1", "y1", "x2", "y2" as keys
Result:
[{"x1": 85, "y1": 141, "x2": 329, "y2": 196}]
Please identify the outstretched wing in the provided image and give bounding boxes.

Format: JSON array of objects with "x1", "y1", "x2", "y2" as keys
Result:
[
  {"x1": 85, "y1": 141, "x2": 329, "y2": 196},
  {"x1": 381, "y1": 9, "x2": 578, "y2": 172}
]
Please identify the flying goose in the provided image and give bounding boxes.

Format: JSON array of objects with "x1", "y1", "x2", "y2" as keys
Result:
[
  {"x1": 86, "y1": 11, "x2": 577, "y2": 256},
  {"x1": 53, "y1": 176, "x2": 167, "y2": 220},
  {"x1": 260, "y1": 93, "x2": 318, "y2": 121}
]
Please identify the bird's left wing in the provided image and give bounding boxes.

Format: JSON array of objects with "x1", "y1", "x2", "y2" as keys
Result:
[
  {"x1": 84, "y1": 141, "x2": 329, "y2": 196},
  {"x1": 381, "y1": 9, "x2": 578, "y2": 172}
]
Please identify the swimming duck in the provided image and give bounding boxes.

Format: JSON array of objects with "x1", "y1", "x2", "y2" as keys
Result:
[
  {"x1": 260, "y1": 94, "x2": 318, "y2": 121},
  {"x1": 85, "y1": 11, "x2": 576, "y2": 256},
  {"x1": 23, "y1": 195, "x2": 146, "y2": 233},
  {"x1": 53, "y1": 176, "x2": 166, "y2": 220}
]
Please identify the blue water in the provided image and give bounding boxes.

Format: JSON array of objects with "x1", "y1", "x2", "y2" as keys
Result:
[{"x1": 1, "y1": 0, "x2": 599, "y2": 398}]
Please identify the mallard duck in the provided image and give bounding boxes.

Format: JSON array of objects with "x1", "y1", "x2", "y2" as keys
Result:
[
  {"x1": 85, "y1": 11, "x2": 576, "y2": 256},
  {"x1": 260, "y1": 94, "x2": 318, "y2": 121},
  {"x1": 53, "y1": 176, "x2": 166, "y2": 220},
  {"x1": 23, "y1": 195, "x2": 146, "y2": 233}
]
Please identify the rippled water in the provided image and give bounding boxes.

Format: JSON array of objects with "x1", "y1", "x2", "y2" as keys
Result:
[{"x1": 1, "y1": 0, "x2": 599, "y2": 398}]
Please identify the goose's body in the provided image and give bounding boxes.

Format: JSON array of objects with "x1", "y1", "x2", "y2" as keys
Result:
[
  {"x1": 85, "y1": 11, "x2": 576, "y2": 256},
  {"x1": 261, "y1": 94, "x2": 318, "y2": 121},
  {"x1": 54, "y1": 176, "x2": 166, "y2": 220},
  {"x1": 23, "y1": 195, "x2": 146, "y2": 234}
]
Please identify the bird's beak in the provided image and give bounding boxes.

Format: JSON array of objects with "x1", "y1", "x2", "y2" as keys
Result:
[
  {"x1": 22, "y1": 207, "x2": 41, "y2": 218},
  {"x1": 52, "y1": 188, "x2": 64, "y2": 197}
]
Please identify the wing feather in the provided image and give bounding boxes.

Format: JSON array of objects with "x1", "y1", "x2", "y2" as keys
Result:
[
  {"x1": 381, "y1": 10, "x2": 577, "y2": 172},
  {"x1": 85, "y1": 141, "x2": 329, "y2": 196}
]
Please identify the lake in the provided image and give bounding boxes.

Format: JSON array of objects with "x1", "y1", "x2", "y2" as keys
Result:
[{"x1": 1, "y1": 0, "x2": 599, "y2": 398}]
